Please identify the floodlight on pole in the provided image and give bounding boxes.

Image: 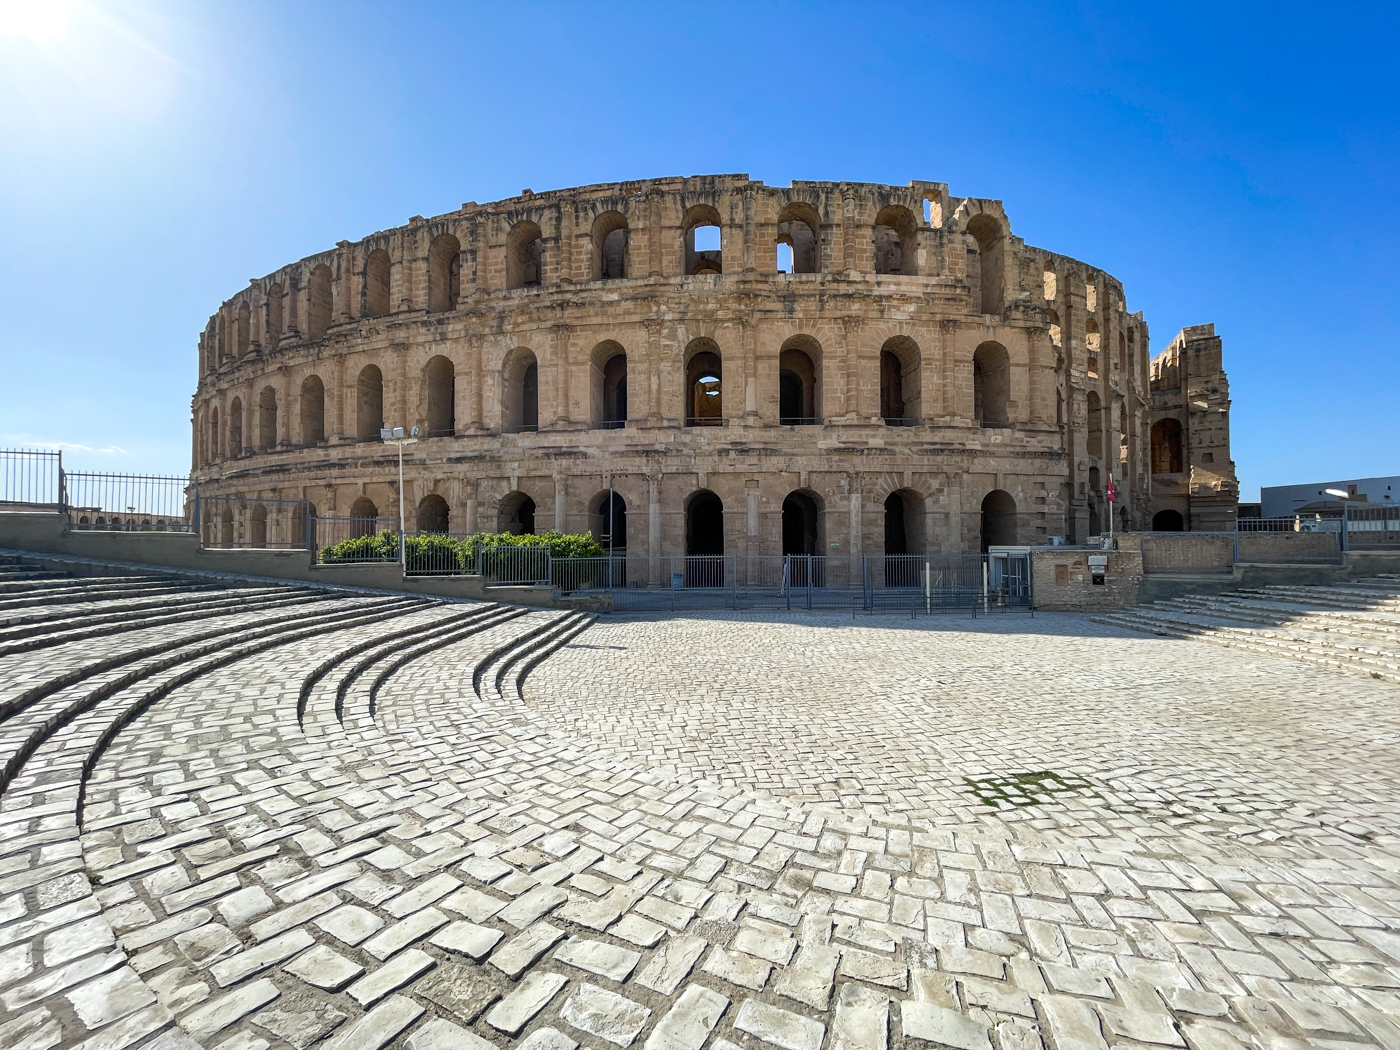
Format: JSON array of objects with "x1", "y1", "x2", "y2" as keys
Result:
[
  {"x1": 1324, "y1": 488, "x2": 1349, "y2": 499},
  {"x1": 382, "y1": 425, "x2": 420, "y2": 571}
]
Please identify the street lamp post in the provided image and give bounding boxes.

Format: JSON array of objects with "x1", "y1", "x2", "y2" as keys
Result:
[
  {"x1": 1324, "y1": 487, "x2": 1352, "y2": 551},
  {"x1": 381, "y1": 426, "x2": 419, "y2": 570}
]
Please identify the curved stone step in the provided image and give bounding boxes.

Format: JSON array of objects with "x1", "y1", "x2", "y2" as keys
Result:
[{"x1": 0, "y1": 586, "x2": 329, "y2": 657}]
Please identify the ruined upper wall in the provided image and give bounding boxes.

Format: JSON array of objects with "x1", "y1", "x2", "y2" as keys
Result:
[{"x1": 195, "y1": 175, "x2": 1139, "y2": 376}]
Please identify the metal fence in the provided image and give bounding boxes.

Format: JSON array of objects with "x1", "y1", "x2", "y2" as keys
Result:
[
  {"x1": 200, "y1": 497, "x2": 314, "y2": 549},
  {"x1": 314, "y1": 517, "x2": 401, "y2": 562},
  {"x1": 67, "y1": 471, "x2": 192, "y2": 531},
  {"x1": 1, "y1": 449, "x2": 63, "y2": 508},
  {"x1": 1344, "y1": 505, "x2": 1400, "y2": 550}
]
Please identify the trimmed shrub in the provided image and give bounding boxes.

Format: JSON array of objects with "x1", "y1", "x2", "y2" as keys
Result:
[{"x1": 319, "y1": 529, "x2": 398, "y2": 563}]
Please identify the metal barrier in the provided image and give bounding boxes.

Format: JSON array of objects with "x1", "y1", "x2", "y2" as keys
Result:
[
  {"x1": 1345, "y1": 505, "x2": 1400, "y2": 550},
  {"x1": 546, "y1": 552, "x2": 1030, "y2": 614},
  {"x1": 1, "y1": 449, "x2": 63, "y2": 509},
  {"x1": 199, "y1": 497, "x2": 312, "y2": 549},
  {"x1": 67, "y1": 472, "x2": 192, "y2": 532},
  {"x1": 479, "y1": 545, "x2": 552, "y2": 585}
]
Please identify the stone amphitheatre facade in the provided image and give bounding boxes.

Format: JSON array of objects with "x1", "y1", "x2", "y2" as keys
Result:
[{"x1": 190, "y1": 174, "x2": 1238, "y2": 557}]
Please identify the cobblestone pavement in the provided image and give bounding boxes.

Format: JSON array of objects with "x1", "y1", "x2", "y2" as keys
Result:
[{"x1": 5, "y1": 574, "x2": 1400, "y2": 1050}]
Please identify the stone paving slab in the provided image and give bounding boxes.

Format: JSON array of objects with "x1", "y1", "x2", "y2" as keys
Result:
[{"x1": 4, "y1": 576, "x2": 1400, "y2": 1050}]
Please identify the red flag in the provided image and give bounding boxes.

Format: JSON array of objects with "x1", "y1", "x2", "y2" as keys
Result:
[{"x1": 1105, "y1": 476, "x2": 1117, "y2": 502}]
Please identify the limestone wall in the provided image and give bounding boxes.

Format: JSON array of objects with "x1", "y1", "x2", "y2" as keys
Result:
[{"x1": 190, "y1": 176, "x2": 1165, "y2": 557}]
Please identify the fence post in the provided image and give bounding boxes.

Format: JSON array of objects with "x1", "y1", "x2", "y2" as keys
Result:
[
  {"x1": 57, "y1": 451, "x2": 67, "y2": 514},
  {"x1": 192, "y1": 480, "x2": 201, "y2": 536},
  {"x1": 1340, "y1": 509, "x2": 1349, "y2": 553},
  {"x1": 304, "y1": 500, "x2": 312, "y2": 551},
  {"x1": 1233, "y1": 525, "x2": 1239, "y2": 566}
]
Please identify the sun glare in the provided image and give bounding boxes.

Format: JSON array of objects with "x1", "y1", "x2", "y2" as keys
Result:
[{"x1": 0, "y1": 0, "x2": 79, "y2": 41}]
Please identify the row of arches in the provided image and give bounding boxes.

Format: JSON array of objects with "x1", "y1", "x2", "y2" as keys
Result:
[
  {"x1": 340, "y1": 487, "x2": 1020, "y2": 554},
  {"x1": 200, "y1": 336, "x2": 1019, "y2": 461},
  {"x1": 211, "y1": 209, "x2": 1014, "y2": 366}
]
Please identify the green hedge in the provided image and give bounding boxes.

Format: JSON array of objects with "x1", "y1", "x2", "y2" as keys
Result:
[{"x1": 319, "y1": 529, "x2": 605, "y2": 571}]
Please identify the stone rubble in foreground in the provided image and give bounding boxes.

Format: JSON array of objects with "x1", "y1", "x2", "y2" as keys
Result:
[{"x1": 3, "y1": 560, "x2": 1400, "y2": 1050}]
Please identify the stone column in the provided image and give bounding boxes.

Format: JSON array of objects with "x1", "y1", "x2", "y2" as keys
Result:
[
  {"x1": 644, "y1": 317, "x2": 663, "y2": 425},
  {"x1": 337, "y1": 241, "x2": 355, "y2": 322},
  {"x1": 848, "y1": 473, "x2": 863, "y2": 557},
  {"x1": 552, "y1": 324, "x2": 571, "y2": 428},
  {"x1": 741, "y1": 315, "x2": 757, "y2": 421},
  {"x1": 745, "y1": 480, "x2": 759, "y2": 558},
  {"x1": 648, "y1": 191, "x2": 663, "y2": 278},
  {"x1": 841, "y1": 189, "x2": 857, "y2": 273},
  {"x1": 840, "y1": 316, "x2": 861, "y2": 420},
  {"x1": 464, "y1": 480, "x2": 478, "y2": 535},
  {"x1": 554, "y1": 474, "x2": 567, "y2": 533},
  {"x1": 648, "y1": 473, "x2": 662, "y2": 561},
  {"x1": 742, "y1": 187, "x2": 756, "y2": 273}
]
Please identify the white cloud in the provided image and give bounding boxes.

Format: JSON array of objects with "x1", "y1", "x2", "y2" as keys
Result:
[{"x1": 1, "y1": 435, "x2": 127, "y2": 455}]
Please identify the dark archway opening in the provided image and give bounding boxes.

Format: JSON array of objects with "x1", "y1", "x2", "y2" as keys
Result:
[
  {"x1": 595, "y1": 491, "x2": 627, "y2": 552},
  {"x1": 980, "y1": 490, "x2": 1017, "y2": 551},
  {"x1": 417, "y1": 494, "x2": 449, "y2": 534},
  {"x1": 685, "y1": 490, "x2": 724, "y2": 586},
  {"x1": 884, "y1": 492, "x2": 908, "y2": 556},
  {"x1": 499, "y1": 493, "x2": 536, "y2": 535},
  {"x1": 1153, "y1": 509, "x2": 1185, "y2": 532}
]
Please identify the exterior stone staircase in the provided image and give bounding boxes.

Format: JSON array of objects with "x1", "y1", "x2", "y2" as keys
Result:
[{"x1": 1092, "y1": 575, "x2": 1400, "y2": 683}]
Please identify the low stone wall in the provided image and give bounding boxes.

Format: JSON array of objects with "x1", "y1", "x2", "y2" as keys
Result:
[
  {"x1": 1141, "y1": 532, "x2": 1235, "y2": 574},
  {"x1": 1237, "y1": 530, "x2": 1341, "y2": 564},
  {"x1": 1031, "y1": 545, "x2": 1144, "y2": 611},
  {"x1": 0, "y1": 511, "x2": 605, "y2": 610}
]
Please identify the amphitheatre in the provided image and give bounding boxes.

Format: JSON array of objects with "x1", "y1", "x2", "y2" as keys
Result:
[{"x1": 2, "y1": 175, "x2": 1400, "y2": 1050}]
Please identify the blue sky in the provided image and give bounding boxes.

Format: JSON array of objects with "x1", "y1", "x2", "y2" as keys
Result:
[{"x1": 1, "y1": 1, "x2": 1396, "y2": 499}]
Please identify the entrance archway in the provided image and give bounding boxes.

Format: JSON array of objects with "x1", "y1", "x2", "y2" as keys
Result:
[
  {"x1": 980, "y1": 490, "x2": 1017, "y2": 550},
  {"x1": 686, "y1": 490, "x2": 724, "y2": 556},
  {"x1": 1153, "y1": 509, "x2": 1185, "y2": 531},
  {"x1": 498, "y1": 492, "x2": 536, "y2": 535}
]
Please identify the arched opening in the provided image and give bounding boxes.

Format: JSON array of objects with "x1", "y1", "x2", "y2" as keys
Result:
[
  {"x1": 1119, "y1": 403, "x2": 1130, "y2": 470},
  {"x1": 498, "y1": 491, "x2": 536, "y2": 535},
  {"x1": 210, "y1": 407, "x2": 220, "y2": 460},
  {"x1": 365, "y1": 249, "x2": 391, "y2": 317},
  {"x1": 973, "y1": 341, "x2": 1010, "y2": 427},
  {"x1": 683, "y1": 205, "x2": 723, "y2": 276},
  {"x1": 1086, "y1": 318, "x2": 1101, "y2": 377},
  {"x1": 1151, "y1": 418, "x2": 1184, "y2": 474},
  {"x1": 590, "y1": 341, "x2": 627, "y2": 428},
  {"x1": 1153, "y1": 509, "x2": 1185, "y2": 532},
  {"x1": 428, "y1": 234, "x2": 461, "y2": 312},
  {"x1": 592, "y1": 211, "x2": 629, "y2": 280},
  {"x1": 349, "y1": 496, "x2": 378, "y2": 537},
  {"x1": 685, "y1": 339, "x2": 723, "y2": 426},
  {"x1": 884, "y1": 489, "x2": 926, "y2": 556},
  {"x1": 1043, "y1": 260, "x2": 1057, "y2": 301},
  {"x1": 880, "y1": 336, "x2": 921, "y2": 426},
  {"x1": 776, "y1": 202, "x2": 820, "y2": 274},
  {"x1": 300, "y1": 375, "x2": 325, "y2": 445},
  {"x1": 980, "y1": 490, "x2": 1017, "y2": 550},
  {"x1": 308, "y1": 264, "x2": 332, "y2": 339},
  {"x1": 251, "y1": 504, "x2": 268, "y2": 547},
  {"x1": 781, "y1": 491, "x2": 822, "y2": 556},
  {"x1": 357, "y1": 365, "x2": 384, "y2": 440},
  {"x1": 257, "y1": 386, "x2": 278, "y2": 450},
  {"x1": 228, "y1": 397, "x2": 243, "y2": 456},
  {"x1": 685, "y1": 490, "x2": 724, "y2": 556},
  {"x1": 1087, "y1": 390, "x2": 1103, "y2": 460},
  {"x1": 873, "y1": 205, "x2": 918, "y2": 276},
  {"x1": 778, "y1": 336, "x2": 820, "y2": 424},
  {"x1": 1089, "y1": 503, "x2": 1102, "y2": 537},
  {"x1": 502, "y1": 348, "x2": 539, "y2": 432},
  {"x1": 266, "y1": 285, "x2": 283, "y2": 348},
  {"x1": 219, "y1": 506, "x2": 234, "y2": 545},
  {"x1": 592, "y1": 491, "x2": 627, "y2": 552},
  {"x1": 1046, "y1": 308, "x2": 1062, "y2": 351},
  {"x1": 236, "y1": 301, "x2": 250, "y2": 357},
  {"x1": 416, "y1": 494, "x2": 449, "y2": 534},
  {"x1": 424, "y1": 355, "x2": 455, "y2": 437},
  {"x1": 965, "y1": 214, "x2": 1004, "y2": 314},
  {"x1": 507, "y1": 222, "x2": 543, "y2": 289}
]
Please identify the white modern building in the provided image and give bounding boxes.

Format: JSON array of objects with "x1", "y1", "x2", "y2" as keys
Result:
[{"x1": 1261, "y1": 475, "x2": 1400, "y2": 518}]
